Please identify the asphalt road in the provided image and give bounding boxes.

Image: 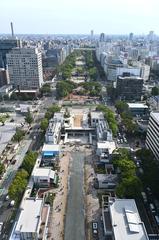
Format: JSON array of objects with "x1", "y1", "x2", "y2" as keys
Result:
[{"x1": 64, "y1": 152, "x2": 85, "y2": 240}]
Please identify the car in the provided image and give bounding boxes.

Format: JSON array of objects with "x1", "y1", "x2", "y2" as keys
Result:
[
  {"x1": 5, "y1": 195, "x2": 9, "y2": 201},
  {"x1": 141, "y1": 192, "x2": 147, "y2": 203},
  {"x1": 92, "y1": 222, "x2": 98, "y2": 235},
  {"x1": 155, "y1": 215, "x2": 159, "y2": 225},
  {"x1": 120, "y1": 139, "x2": 123, "y2": 144},
  {"x1": 0, "y1": 222, "x2": 3, "y2": 234},
  {"x1": 117, "y1": 139, "x2": 120, "y2": 144},
  {"x1": 123, "y1": 137, "x2": 127, "y2": 143},
  {"x1": 10, "y1": 200, "x2": 15, "y2": 207},
  {"x1": 136, "y1": 161, "x2": 140, "y2": 168},
  {"x1": 150, "y1": 203, "x2": 156, "y2": 213}
]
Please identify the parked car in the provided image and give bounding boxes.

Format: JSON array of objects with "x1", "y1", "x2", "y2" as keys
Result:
[
  {"x1": 0, "y1": 222, "x2": 3, "y2": 234},
  {"x1": 10, "y1": 200, "x2": 15, "y2": 207},
  {"x1": 150, "y1": 203, "x2": 156, "y2": 213},
  {"x1": 155, "y1": 215, "x2": 159, "y2": 225},
  {"x1": 141, "y1": 192, "x2": 147, "y2": 203}
]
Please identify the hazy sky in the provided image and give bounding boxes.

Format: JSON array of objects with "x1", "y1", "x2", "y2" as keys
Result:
[{"x1": 0, "y1": 0, "x2": 159, "y2": 35}]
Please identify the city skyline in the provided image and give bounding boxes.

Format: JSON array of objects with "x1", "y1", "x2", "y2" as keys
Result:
[{"x1": 0, "y1": 0, "x2": 159, "y2": 35}]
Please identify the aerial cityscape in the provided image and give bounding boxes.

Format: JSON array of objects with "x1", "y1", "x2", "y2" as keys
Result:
[{"x1": 1, "y1": 1, "x2": 159, "y2": 240}]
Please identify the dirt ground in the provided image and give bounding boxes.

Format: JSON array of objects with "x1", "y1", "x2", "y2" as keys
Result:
[{"x1": 74, "y1": 114, "x2": 83, "y2": 127}]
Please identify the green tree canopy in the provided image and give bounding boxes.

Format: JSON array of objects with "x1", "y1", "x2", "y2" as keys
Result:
[
  {"x1": 22, "y1": 151, "x2": 38, "y2": 175},
  {"x1": 8, "y1": 169, "x2": 29, "y2": 203},
  {"x1": 116, "y1": 176, "x2": 142, "y2": 198},
  {"x1": 13, "y1": 128, "x2": 25, "y2": 143},
  {"x1": 151, "y1": 86, "x2": 159, "y2": 96},
  {"x1": 0, "y1": 163, "x2": 5, "y2": 175},
  {"x1": 40, "y1": 118, "x2": 49, "y2": 131},
  {"x1": 25, "y1": 110, "x2": 33, "y2": 126}
]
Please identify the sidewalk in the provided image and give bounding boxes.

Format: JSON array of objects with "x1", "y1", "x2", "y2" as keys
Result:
[{"x1": 50, "y1": 152, "x2": 70, "y2": 240}]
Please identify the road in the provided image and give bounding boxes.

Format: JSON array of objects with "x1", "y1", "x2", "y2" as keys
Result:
[{"x1": 64, "y1": 152, "x2": 85, "y2": 240}]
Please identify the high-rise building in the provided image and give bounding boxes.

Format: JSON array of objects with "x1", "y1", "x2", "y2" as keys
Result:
[
  {"x1": 116, "y1": 75, "x2": 143, "y2": 101},
  {"x1": 148, "y1": 31, "x2": 154, "y2": 41},
  {"x1": 6, "y1": 48, "x2": 43, "y2": 90},
  {"x1": 129, "y1": 32, "x2": 134, "y2": 41},
  {"x1": 91, "y1": 30, "x2": 94, "y2": 40},
  {"x1": 146, "y1": 112, "x2": 159, "y2": 160},
  {"x1": 100, "y1": 33, "x2": 105, "y2": 42}
]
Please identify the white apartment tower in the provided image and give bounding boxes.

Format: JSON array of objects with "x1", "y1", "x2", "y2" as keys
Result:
[
  {"x1": 6, "y1": 48, "x2": 43, "y2": 90},
  {"x1": 146, "y1": 112, "x2": 159, "y2": 160}
]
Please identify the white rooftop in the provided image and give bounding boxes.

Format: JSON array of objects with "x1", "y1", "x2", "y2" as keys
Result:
[
  {"x1": 151, "y1": 112, "x2": 159, "y2": 123},
  {"x1": 91, "y1": 111, "x2": 104, "y2": 120},
  {"x1": 97, "y1": 141, "x2": 116, "y2": 154},
  {"x1": 33, "y1": 168, "x2": 55, "y2": 179},
  {"x1": 109, "y1": 199, "x2": 149, "y2": 240},
  {"x1": 42, "y1": 143, "x2": 59, "y2": 152},
  {"x1": 128, "y1": 103, "x2": 148, "y2": 109},
  {"x1": 15, "y1": 198, "x2": 43, "y2": 233},
  {"x1": 54, "y1": 112, "x2": 63, "y2": 119}
]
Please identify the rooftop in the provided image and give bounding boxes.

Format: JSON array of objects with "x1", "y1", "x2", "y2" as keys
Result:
[
  {"x1": 15, "y1": 198, "x2": 43, "y2": 233},
  {"x1": 118, "y1": 76, "x2": 143, "y2": 80},
  {"x1": 128, "y1": 103, "x2": 148, "y2": 109},
  {"x1": 97, "y1": 141, "x2": 116, "y2": 154},
  {"x1": 109, "y1": 199, "x2": 149, "y2": 240},
  {"x1": 33, "y1": 168, "x2": 55, "y2": 179},
  {"x1": 91, "y1": 111, "x2": 104, "y2": 120},
  {"x1": 42, "y1": 143, "x2": 59, "y2": 152}
]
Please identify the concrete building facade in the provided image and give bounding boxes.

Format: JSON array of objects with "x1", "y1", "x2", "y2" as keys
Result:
[
  {"x1": 116, "y1": 75, "x2": 143, "y2": 101},
  {"x1": 7, "y1": 48, "x2": 43, "y2": 90}
]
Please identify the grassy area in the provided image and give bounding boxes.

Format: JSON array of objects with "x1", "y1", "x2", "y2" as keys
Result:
[
  {"x1": 94, "y1": 164, "x2": 106, "y2": 174},
  {"x1": 45, "y1": 192, "x2": 55, "y2": 207}
]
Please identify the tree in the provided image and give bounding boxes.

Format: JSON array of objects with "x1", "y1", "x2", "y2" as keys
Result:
[
  {"x1": 41, "y1": 83, "x2": 51, "y2": 95},
  {"x1": 151, "y1": 86, "x2": 159, "y2": 96},
  {"x1": 116, "y1": 176, "x2": 142, "y2": 198},
  {"x1": 115, "y1": 101, "x2": 129, "y2": 114},
  {"x1": 8, "y1": 169, "x2": 29, "y2": 203},
  {"x1": 25, "y1": 110, "x2": 33, "y2": 126},
  {"x1": 56, "y1": 81, "x2": 76, "y2": 99},
  {"x1": 22, "y1": 151, "x2": 38, "y2": 175},
  {"x1": 0, "y1": 163, "x2": 5, "y2": 175},
  {"x1": 45, "y1": 105, "x2": 61, "y2": 120},
  {"x1": 13, "y1": 128, "x2": 25, "y2": 143},
  {"x1": 40, "y1": 118, "x2": 49, "y2": 131},
  {"x1": 117, "y1": 158, "x2": 136, "y2": 177}
]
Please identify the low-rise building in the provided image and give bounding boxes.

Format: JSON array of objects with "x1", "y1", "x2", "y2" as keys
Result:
[
  {"x1": 45, "y1": 112, "x2": 64, "y2": 144},
  {"x1": 10, "y1": 198, "x2": 50, "y2": 240},
  {"x1": 96, "y1": 141, "x2": 116, "y2": 163},
  {"x1": 127, "y1": 103, "x2": 149, "y2": 117},
  {"x1": 102, "y1": 197, "x2": 149, "y2": 240},
  {"x1": 42, "y1": 143, "x2": 60, "y2": 160},
  {"x1": 32, "y1": 168, "x2": 57, "y2": 187},
  {"x1": 90, "y1": 112, "x2": 113, "y2": 141},
  {"x1": 94, "y1": 174, "x2": 117, "y2": 189}
]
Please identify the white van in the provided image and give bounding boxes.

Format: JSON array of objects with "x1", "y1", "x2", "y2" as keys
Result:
[
  {"x1": 155, "y1": 215, "x2": 159, "y2": 225},
  {"x1": 150, "y1": 203, "x2": 155, "y2": 213},
  {"x1": 141, "y1": 192, "x2": 147, "y2": 203},
  {"x1": 0, "y1": 222, "x2": 3, "y2": 234}
]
